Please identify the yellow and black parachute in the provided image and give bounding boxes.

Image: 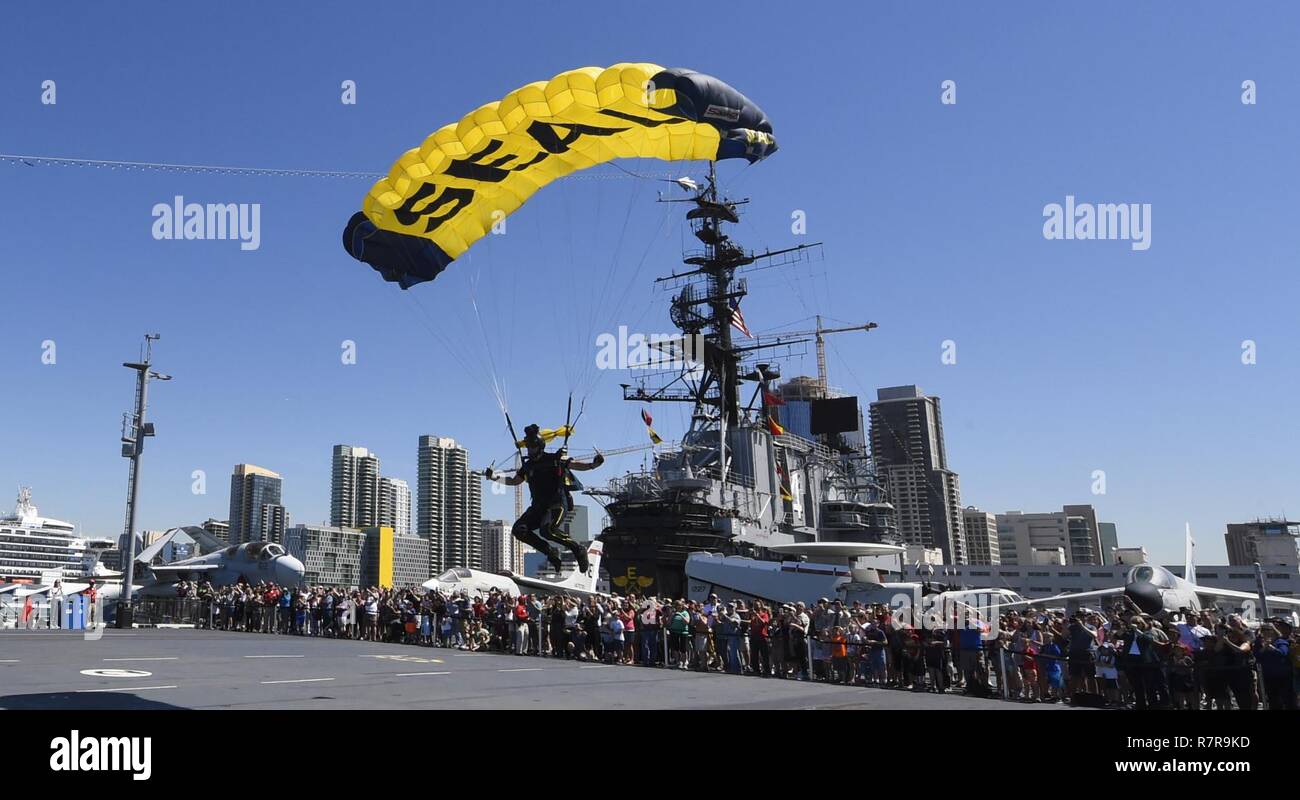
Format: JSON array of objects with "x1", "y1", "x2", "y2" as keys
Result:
[{"x1": 343, "y1": 63, "x2": 776, "y2": 288}]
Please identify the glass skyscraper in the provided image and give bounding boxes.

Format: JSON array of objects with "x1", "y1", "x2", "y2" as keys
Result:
[{"x1": 228, "y1": 464, "x2": 283, "y2": 544}]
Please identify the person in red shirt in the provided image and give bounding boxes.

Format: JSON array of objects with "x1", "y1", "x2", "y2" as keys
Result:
[
  {"x1": 84, "y1": 582, "x2": 98, "y2": 626},
  {"x1": 1022, "y1": 643, "x2": 1040, "y2": 702},
  {"x1": 513, "y1": 596, "x2": 530, "y2": 655},
  {"x1": 750, "y1": 602, "x2": 771, "y2": 677}
]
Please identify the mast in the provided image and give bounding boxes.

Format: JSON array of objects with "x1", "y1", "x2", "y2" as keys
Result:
[
  {"x1": 704, "y1": 163, "x2": 730, "y2": 486},
  {"x1": 624, "y1": 163, "x2": 822, "y2": 486},
  {"x1": 117, "y1": 334, "x2": 170, "y2": 625}
]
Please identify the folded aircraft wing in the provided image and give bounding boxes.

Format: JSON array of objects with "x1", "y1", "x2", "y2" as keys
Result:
[
  {"x1": 149, "y1": 563, "x2": 221, "y2": 577},
  {"x1": 1194, "y1": 586, "x2": 1300, "y2": 610},
  {"x1": 998, "y1": 586, "x2": 1126, "y2": 609}
]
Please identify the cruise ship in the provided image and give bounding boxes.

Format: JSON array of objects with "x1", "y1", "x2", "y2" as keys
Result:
[{"x1": 0, "y1": 488, "x2": 114, "y2": 582}]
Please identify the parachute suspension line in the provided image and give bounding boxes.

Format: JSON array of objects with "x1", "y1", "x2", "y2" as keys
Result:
[
  {"x1": 573, "y1": 196, "x2": 677, "y2": 407},
  {"x1": 468, "y1": 267, "x2": 511, "y2": 421},
  {"x1": 720, "y1": 157, "x2": 758, "y2": 194},
  {"x1": 570, "y1": 396, "x2": 587, "y2": 443},
  {"x1": 577, "y1": 177, "x2": 640, "y2": 386},
  {"x1": 598, "y1": 193, "x2": 678, "y2": 343},
  {"x1": 402, "y1": 291, "x2": 500, "y2": 405},
  {"x1": 565, "y1": 179, "x2": 579, "y2": 392},
  {"x1": 604, "y1": 160, "x2": 690, "y2": 183}
]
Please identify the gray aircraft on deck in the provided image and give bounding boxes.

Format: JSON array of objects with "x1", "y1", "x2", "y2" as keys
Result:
[
  {"x1": 1018, "y1": 528, "x2": 1300, "y2": 618},
  {"x1": 127, "y1": 527, "x2": 305, "y2": 596}
]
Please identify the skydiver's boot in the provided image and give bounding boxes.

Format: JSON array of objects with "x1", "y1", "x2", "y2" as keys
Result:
[
  {"x1": 548, "y1": 534, "x2": 588, "y2": 574},
  {"x1": 570, "y1": 542, "x2": 590, "y2": 574},
  {"x1": 545, "y1": 546, "x2": 564, "y2": 573}
]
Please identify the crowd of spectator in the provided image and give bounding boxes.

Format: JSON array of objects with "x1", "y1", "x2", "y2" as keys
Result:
[{"x1": 182, "y1": 579, "x2": 1300, "y2": 710}]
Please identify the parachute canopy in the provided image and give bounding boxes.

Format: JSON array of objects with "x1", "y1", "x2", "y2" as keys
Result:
[{"x1": 343, "y1": 63, "x2": 776, "y2": 289}]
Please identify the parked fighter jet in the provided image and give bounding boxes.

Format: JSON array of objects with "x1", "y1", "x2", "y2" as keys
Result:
[
  {"x1": 422, "y1": 541, "x2": 603, "y2": 599},
  {"x1": 131, "y1": 527, "x2": 304, "y2": 596},
  {"x1": 1016, "y1": 527, "x2": 1300, "y2": 617}
]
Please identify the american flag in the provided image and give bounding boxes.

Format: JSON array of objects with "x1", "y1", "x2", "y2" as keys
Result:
[{"x1": 729, "y1": 299, "x2": 753, "y2": 338}]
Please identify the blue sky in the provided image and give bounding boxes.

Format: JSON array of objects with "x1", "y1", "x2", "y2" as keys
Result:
[{"x1": 3, "y1": 2, "x2": 1296, "y2": 564}]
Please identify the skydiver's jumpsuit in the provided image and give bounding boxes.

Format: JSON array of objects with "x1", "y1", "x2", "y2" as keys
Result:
[{"x1": 512, "y1": 451, "x2": 584, "y2": 565}]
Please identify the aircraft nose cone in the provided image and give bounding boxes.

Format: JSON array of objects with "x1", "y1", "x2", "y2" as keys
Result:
[
  {"x1": 277, "y1": 555, "x2": 305, "y2": 586},
  {"x1": 1125, "y1": 581, "x2": 1163, "y2": 615}
]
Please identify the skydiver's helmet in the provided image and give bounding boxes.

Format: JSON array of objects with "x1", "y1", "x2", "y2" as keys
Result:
[{"x1": 523, "y1": 424, "x2": 545, "y2": 456}]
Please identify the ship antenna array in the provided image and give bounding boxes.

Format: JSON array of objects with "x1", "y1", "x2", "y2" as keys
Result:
[{"x1": 631, "y1": 164, "x2": 823, "y2": 424}]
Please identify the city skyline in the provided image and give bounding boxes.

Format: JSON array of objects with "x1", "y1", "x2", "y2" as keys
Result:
[
  {"x1": 2, "y1": 377, "x2": 1286, "y2": 567},
  {"x1": 5, "y1": 5, "x2": 1298, "y2": 567},
  {"x1": 39, "y1": 415, "x2": 1266, "y2": 571}
]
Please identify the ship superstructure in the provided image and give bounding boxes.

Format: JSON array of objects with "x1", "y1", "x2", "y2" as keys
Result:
[{"x1": 590, "y1": 168, "x2": 898, "y2": 599}]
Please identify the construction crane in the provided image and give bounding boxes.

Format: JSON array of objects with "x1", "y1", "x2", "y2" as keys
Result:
[
  {"x1": 572, "y1": 442, "x2": 659, "y2": 460},
  {"x1": 769, "y1": 315, "x2": 877, "y2": 395}
]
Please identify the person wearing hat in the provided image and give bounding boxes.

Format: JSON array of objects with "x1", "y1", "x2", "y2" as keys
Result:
[{"x1": 485, "y1": 423, "x2": 604, "y2": 573}]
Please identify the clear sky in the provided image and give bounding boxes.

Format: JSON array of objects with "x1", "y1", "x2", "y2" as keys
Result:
[{"x1": 3, "y1": 2, "x2": 1296, "y2": 565}]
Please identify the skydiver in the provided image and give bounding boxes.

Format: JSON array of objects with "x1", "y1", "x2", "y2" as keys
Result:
[{"x1": 484, "y1": 424, "x2": 603, "y2": 574}]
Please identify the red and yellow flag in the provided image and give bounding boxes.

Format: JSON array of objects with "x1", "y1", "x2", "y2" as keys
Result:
[
  {"x1": 776, "y1": 462, "x2": 794, "y2": 501},
  {"x1": 641, "y1": 409, "x2": 663, "y2": 445}
]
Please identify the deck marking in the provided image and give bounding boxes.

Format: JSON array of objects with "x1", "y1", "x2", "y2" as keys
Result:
[
  {"x1": 76, "y1": 684, "x2": 177, "y2": 693},
  {"x1": 80, "y1": 668, "x2": 153, "y2": 678},
  {"x1": 260, "y1": 677, "x2": 335, "y2": 684}
]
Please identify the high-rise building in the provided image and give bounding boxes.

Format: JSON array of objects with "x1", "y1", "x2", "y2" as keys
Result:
[
  {"x1": 361, "y1": 526, "x2": 431, "y2": 588},
  {"x1": 480, "y1": 519, "x2": 512, "y2": 573},
  {"x1": 1225, "y1": 519, "x2": 1300, "y2": 569},
  {"x1": 417, "y1": 436, "x2": 481, "y2": 574},
  {"x1": 331, "y1": 445, "x2": 381, "y2": 529},
  {"x1": 201, "y1": 518, "x2": 230, "y2": 544},
  {"x1": 996, "y1": 505, "x2": 1106, "y2": 566},
  {"x1": 868, "y1": 386, "x2": 965, "y2": 562},
  {"x1": 777, "y1": 376, "x2": 866, "y2": 453},
  {"x1": 259, "y1": 503, "x2": 288, "y2": 544},
  {"x1": 284, "y1": 523, "x2": 365, "y2": 587},
  {"x1": 961, "y1": 507, "x2": 1000, "y2": 565},
  {"x1": 228, "y1": 464, "x2": 283, "y2": 544},
  {"x1": 379, "y1": 476, "x2": 412, "y2": 537},
  {"x1": 1062, "y1": 504, "x2": 1103, "y2": 566},
  {"x1": 511, "y1": 526, "x2": 529, "y2": 575},
  {"x1": 777, "y1": 376, "x2": 822, "y2": 440},
  {"x1": 564, "y1": 505, "x2": 591, "y2": 543},
  {"x1": 1098, "y1": 522, "x2": 1119, "y2": 565},
  {"x1": 142, "y1": 530, "x2": 168, "y2": 547}
]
